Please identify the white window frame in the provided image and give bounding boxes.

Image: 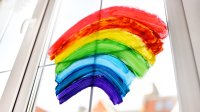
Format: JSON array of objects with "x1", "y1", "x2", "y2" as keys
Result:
[
  {"x1": 165, "y1": 0, "x2": 200, "y2": 111},
  {"x1": 0, "y1": 0, "x2": 200, "y2": 111}
]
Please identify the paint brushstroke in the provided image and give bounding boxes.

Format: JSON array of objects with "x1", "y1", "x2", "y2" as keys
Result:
[
  {"x1": 48, "y1": 6, "x2": 167, "y2": 105},
  {"x1": 56, "y1": 40, "x2": 150, "y2": 77},
  {"x1": 57, "y1": 76, "x2": 123, "y2": 105},
  {"x1": 54, "y1": 29, "x2": 155, "y2": 64},
  {"x1": 55, "y1": 65, "x2": 132, "y2": 96},
  {"x1": 56, "y1": 55, "x2": 136, "y2": 84},
  {"x1": 48, "y1": 6, "x2": 167, "y2": 60}
]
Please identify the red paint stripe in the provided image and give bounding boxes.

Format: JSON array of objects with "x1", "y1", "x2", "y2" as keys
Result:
[{"x1": 48, "y1": 6, "x2": 167, "y2": 59}]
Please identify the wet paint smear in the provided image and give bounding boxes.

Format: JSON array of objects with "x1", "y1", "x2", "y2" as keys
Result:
[{"x1": 48, "y1": 6, "x2": 167, "y2": 105}]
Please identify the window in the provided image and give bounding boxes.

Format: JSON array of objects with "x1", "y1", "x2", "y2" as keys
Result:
[
  {"x1": 1, "y1": 0, "x2": 200, "y2": 112},
  {"x1": 0, "y1": 0, "x2": 39, "y2": 98},
  {"x1": 33, "y1": 0, "x2": 178, "y2": 112}
]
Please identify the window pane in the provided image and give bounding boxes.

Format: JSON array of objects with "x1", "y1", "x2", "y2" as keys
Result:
[
  {"x1": 35, "y1": 66, "x2": 91, "y2": 112},
  {"x1": 34, "y1": 1, "x2": 102, "y2": 112},
  {"x1": 34, "y1": 0, "x2": 179, "y2": 112},
  {"x1": 0, "y1": 0, "x2": 39, "y2": 99},
  {"x1": 91, "y1": 1, "x2": 179, "y2": 112}
]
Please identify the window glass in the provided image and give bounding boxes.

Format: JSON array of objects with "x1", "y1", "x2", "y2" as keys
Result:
[
  {"x1": 0, "y1": 0, "x2": 39, "y2": 99},
  {"x1": 34, "y1": 1, "x2": 102, "y2": 111},
  {"x1": 34, "y1": 0, "x2": 179, "y2": 112}
]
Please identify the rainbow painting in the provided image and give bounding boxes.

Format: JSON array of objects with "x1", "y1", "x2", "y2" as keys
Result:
[{"x1": 48, "y1": 6, "x2": 167, "y2": 105}]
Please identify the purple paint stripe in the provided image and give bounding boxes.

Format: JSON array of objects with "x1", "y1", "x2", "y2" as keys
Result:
[{"x1": 57, "y1": 76, "x2": 123, "y2": 105}]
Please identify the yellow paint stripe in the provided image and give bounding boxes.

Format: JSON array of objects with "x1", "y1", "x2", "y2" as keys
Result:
[{"x1": 55, "y1": 29, "x2": 155, "y2": 64}]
